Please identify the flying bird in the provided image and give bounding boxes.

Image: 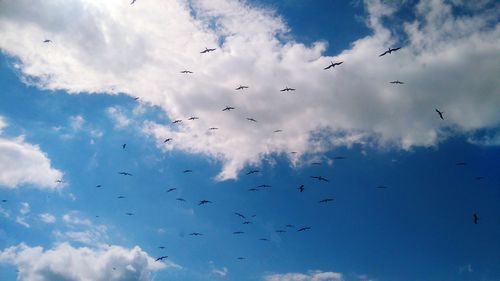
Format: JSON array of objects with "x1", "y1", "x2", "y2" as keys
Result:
[
  {"x1": 222, "y1": 106, "x2": 235, "y2": 111},
  {"x1": 233, "y1": 231, "x2": 244, "y2": 234},
  {"x1": 164, "y1": 138, "x2": 172, "y2": 143},
  {"x1": 125, "y1": 212, "x2": 134, "y2": 216},
  {"x1": 235, "y1": 212, "x2": 246, "y2": 219},
  {"x1": 200, "y1": 47, "x2": 216, "y2": 54},
  {"x1": 117, "y1": 196, "x2": 126, "y2": 199},
  {"x1": 246, "y1": 118, "x2": 257, "y2": 122},
  {"x1": 276, "y1": 230, "x2": 286, "y2": 233},
  {"x1": 379, "y1": 47, "x2": 402, "y2": 57},
  {"x1": 246, "y1": 170, "x2": 259, "y2": 175},
  {"x1": 180, "y1": 70, "x2": 193, "y2": 74},
  {"x1": 118, "y1": 172, "x2": 133, "y2": 176},
  {"x1": 324, "y1": 61, "x2": 343, "y2": 70},
  {"x1": 209, "y1": 127, "x2": 219, "y2": 130},
  {"x1": 280, "y1": 86, "x2": 296, "y2": 92},
  {"x1": 285, "y1": 224, "x2": 295, "y2": 228},
  {"x1": 297, "y1": 227, "x2": 311, "y2": 232},
  {"x1": 166, "y1": 188, "x2": 177, "y2": 193},
  {"x1": 248, "y1": 188, "x2": 259, "y2": 192},
  {"x1": 319, "y1": 198, "x2": 334, "y2": 203},
  {"x1": 333, "y1": 156, "x2": 346, "y2": 160},
  {"x1": 198, "y1": 200, "x2": 212, "y2": 205},
  {"x1": 311, "y1": 162, "x2": 321, "y2": 165},
  {"x1": 158, "y1": 246, "x2": 166, "y2": 249},
  {"x1": 55, "y1": 179, "x2": 64, "y2": 183},
  {"x1": 130, "y1": 0, "x2": 137, "y2": 4},
  {"x1": 390, "y1": 80, "x2": 404, "y2": 84},
  {"x1": 134, "y1": 97, "x2": 140, "y2": 101},
  {"x1": 96, "y1": 185, "x2": 102, "y2": 188},
  {"x1": 155, "y1": 256, "x2": 168, "y2": 262},
  {"x1": 475, "y1": 176, "x2": 485, "y2": 180},
  {"x1": 456, "y1": 162, "x2": 466, "y2": 166},
  {"x1": 172, "y1": 119, "x2": 182, "y2": 124},
  {"x1": 242, "y1": 221, "x2": 252, "y2": 224},
  {"x1": 297, "y1": 185, "x2": 305, "y2": 192},
  {"x1": 259, "y1": 238, "x2": 269, "y2": 241},
  {"x1": 189, "y1": 232, "x2": 203, "y2": 236},
  {"x1": 274, "y1": 130, "x2": 283, "y2": 133},
  {"x1": 435, "y1": 108, "x2": 444, "y2": 120},
  {"x1": 122, "y1": 143, "x2": 126, "y2": 149},
  {"x1": 376, "y1": 185, "x2": 388, "y2": 189},
  {"x1": 237, "y1": 257, "x2": 246, "y2": 260},
  {"x1": 188, "y1": 116, "x2": 199, "y2": 120},
  {"x1": 176, "y1": 198, "x2": 186, "y2": 202},
  {"x1": 258, "y1": 184, "x2": 271, "y2": 188},
  {"x1": 310, "y1": 176, "x2": 329, "y2": 182},
  {"x1": 236, "y1": 85, "x2": 249, "y2": 90},
  {"x1": 43, "y1": 39, "x2": 52, "y2": 43},
  {"x1": 183, "y1": 170, "x2": 193, "y2": 173},
  {"x1": 1, "y1": 200, "x2": 7, "y2": 203},
  {"x1": 473, "y1": 213, "x2": 479, "y2": 224}
]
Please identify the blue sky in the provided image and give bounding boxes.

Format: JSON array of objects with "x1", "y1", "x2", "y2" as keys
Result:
[{"x1": 0, "y1": 1, "x2": 499, "y2": 281}]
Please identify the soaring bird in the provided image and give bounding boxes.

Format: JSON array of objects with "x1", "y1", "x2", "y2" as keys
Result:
[
  {"x1": 324, "y1": 61, "x2": 343, "y2": 70},
  {"x1": 118, "y1": 172, "x2": 133, "y2": 176},
  {"x1": 172, "y1": 119, "x2": 182, "y2": 124},
  {"x1": 248, "y1": 188, "x2": 259, "y2": 192},
  {"x1": 236, "y1": 85, "x2": 249, "y2": 90},
  {"x1": 117, "y1": 196, "x2": 126, "y2": 199},
  {"x1": 43, "y1": 39, "x2": 52, "y2": 43},
  {"x1": 164, "y1": 138, "x2": 173, "y2": 143},
  {"x1": 376, "y1": 185, "x2": 388, "y2": 189},
  {"x1": 1, "y1": 199, "x2": 8, "y2": 203},
  {"x1": 233, "y1": 231, "x2": 244, "y2": 234},
  {"x1": 297, "y1": 227, "x2": 311, "y2": 232},
  {"x1": 297, "y1": 185, "x2": 305, "y2": 193},
  {"x1": 379, "y1": 47, "x2": 401, "y2": 57},
  {"x1": 311, "y1": 162, "x2": 321, "y2": 165},
  {"x1": 456, "y1": 162, "x2": 466, "y2": 166},
  {"x1": 235, "y1": 212, "x2": 246, "y2": 219},
  {"x1": 276, "y1": 230, "x2": 286, "y2": 233},
  {"x1": 155, "y1": 256, "x2": 168, "y2": 262},
  {"x1": 246, "y1": 170, "x2": 259, "y2": 175},
  {"x1": 166, "y1": 188, "x2": 177, "y2": 193},
  {"x1": 200, "y1": 47, "x2": 216, "y2": 54},
  {"x1": 122, "y1": 143, "x2": 126, "y2": 149},
  {"x1": 134, "y1": 97, "x2": 140, "y2": 101},
  {"x1": 222, "y1": 106, "x2": 235, "y2": 111},
  {"x1": 259, "y1": 238, "x2": 269, "y2": 241},
  {"x1": 198, "y1": 200, "x2": 212, "y2": 205},
  {"x1": 130, "y1": 0, "x2": 137, "y2": 4},
  {"x1": 246, "y1": 118, "x2": 257, "y2": 122},
  {"x1": 475, "y1": 176, "x2": 485, "y2": 180},
  {"x1": 319, "y1": 198, "x2": 334, "y2": 203},
  {"x1": 258, "y1": 184, "x2": 271, "y2": 188},
  {"x1": 280, "y1": 86, "x2": 296, "y2": 92},
  {"x1": 158, "y1": 246, "x2": 166, "y2": 249},
  {"x1": 310, "y1": 176, "x2": 329, "y2": 182},
  {"x1": 285, "y1": 224, "x2": 295, "y2": 228},
  {"x1": 189, "y1": 232, "x2": 203, "y2": 236},
  {"x1": 237, "y1": 257, "x2": 246, "y2": 260},
  {"x1": 96, "y1": 185, "x2": 102, "y2": 188},
  {"x1": 333, "y1": 156, "x2": 346, "y2": 160},
  {"x1": 274, "y1": 130, "x2": 282, "y2": 133},
  {"x1": 188, "y1": 116, "x2": 199, "y2": 120},
  {"x1": 209, "y1": 127, "x2": 219, "y2": 130},
  {"x1": 125, "y1": 212, "x2": 134, "y2": 216},
  {"x1": 55, "y1": 179, "x2": 64, "y2": 183},
  {"x1": 176, "y1": 198, "x2": 186, "y2": 202},
  {"x1": 473, "y1": 213, "x2": 479, "y2": 224},
  {"x1": 390, "y1": 80, "x2": 404, "y2": 84},
  {"x1": 242, "y1": 221, "x2": 252, "y2": 224},
  {"x1": 180, "y1": 70, "x2": 193, "y2": 74},
  {"x1": 435, "y1": 108, "x2": 444, "y2": 120},
  {"x1": 183, "y1": 169, "x2": 193, "y2": 173}
]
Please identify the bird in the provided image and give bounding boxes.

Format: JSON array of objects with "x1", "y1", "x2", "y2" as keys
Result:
[
  {"x1": 248, "y1": 188, "x2": 259, "y2": 192},
  {"x1": 118, "y1": 172, "x2": 133, "y2": 176},
  {"x1": 164, "y1": 138, "x2": 172, "y2": 143},
  {"x1": 125, "y1": 212, "x2": 134, "y2": 216},
  {"x1": 318, "y1": 198, "x2": 334, "y2": 203},
  {"x1": 222, "y1": 106, "x2": 235, "y2": 111},
  {"x1": 311, "y1": 162, "x2": 321, "y2": 165},
  {"x1": 285, "y1": 224, "x2": 295, "y2": 228},
  {"x1": 188, "y1": 116, "x2": 199, "y2": 120},
  {"x1": 376, "y1": 185, "x2": 388, "y2": 189},
  {"x1": 1, "y1": 200, "x2": 7, "y2": 203},
  {"x1": 390, "y1": 80, "x2": 404, "y2": 84},
  {"x1": 258, "y1": 184, "x2": 271, "y2": 188},
  {"x1": 246, "y1": 118, "x2": 257, "y2": 122},
  {"x1": 209, "y1": 127, "x2": 219, "y2": 130},
  {"x1": 333, "y1": 156, "x2": 346, "y2": 160},
  {"x1": 235, "y1": 85, "x2": 249, "y2": 90},
  {"x1": 166, "y1": 188, "x2": 177, "y2": 193},
  {"x1": 55, "y1": 179, "x2": 64, "y2": 183},
  {"x1": 134, "y1": 97, "x2": 140, "y2": 101},
  {"x1": 379, "y1": 47, "x2": 402, "y2": 57},
  {"x1": 122, "y1": 143, "x2": 126, "y2": 149},
  {"x1": 280, "y1": 86, "x2": 296, "y2": 92},
  {"x1": 200, "y1": 47, "x2": 216, "y2": 54},
  {"x1": 117, "y1": 196, "x2": 126, "y2": 199},
  {"x1": 43, "y1": 39, "x2": 52, "y2": 43},
  {"x1": 183, "y1": 169, "x2": 193, "y2": 173},
  {"x1": 259, "y1": 238, "x2": 269, "y2": 241},
  {"x1": 324, "y1": 61, "x2": 343, "y2": 70},
  {"x1": 297, "y1": 185, "x2": 305, "y2": 192},
  {"x1": 180, "y1": 70, "x2": 193, "y2": 74},
  {"x1": 242, "y1": 221, "x2": 252, "y2": 224},
  {"x1": 274, "y1": 130, "x2": 282, "y2": 133},
  {"x1": 456, "y1": 162, "x2": 466, "y2": 166},
  {"x1": 435, "y1": 108, "x2": 444, "y2": 120},
  {"x1": 246, "y1": 170, "x2": 259, "y2": 175},
  {"x1": 237, "y1": 257, "x2": 246, "y2": 260},
  {"x1": 189, "y1": 232, "x2": 203, "y2": 236},
  {"x1": 158, "y1": 246, "x2": 166, "y2": 249},
  {"x1": 130, "y1": 0, "x2": 137, "y2": 4},
  {"x1": 176, "y1": 198, "x2": 186, "y2": 202},
  {"x1": 198, "y1": 200, "x2": 212, "y2": 205},
  {"x1": 310, "y1": 176, "x2": 329, "y2": 182},
  {"x1": 96, "y1": 185, "x2": 102, "y2": 188},
  {"x1": 155, "y1": 256, "x2": 168, "y2": 262},
  {"x1": 172, "y1": 119, "x2": 182, "y2": 124},
  {"x1": 276, "y1": 230, "x2": 286, "y2": 233},
  {"x1": 233, "y1": 231, "x2": 244, "y2": 234},
  {"x1": 473, "y1": 213, "x2": 479, "y2": 224},
  {"x1": 235, "y1": 212, "x2": 246, "y2": 219},
  {"x1": 297, "y1": 227, "x2": 311, "y2": 232}
]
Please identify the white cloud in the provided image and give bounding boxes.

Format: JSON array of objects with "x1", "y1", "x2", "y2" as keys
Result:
[
  {"x1": 55, "y1": 211, "x2": 107, "y2": 245},
  {"x1": 19, "y1": 202, "x2": 30, "y2": 215},
  {"x1": 0, "y1": 242, "x2": 178, "y2": 281},
  {"x1": 39, "y1": 213, "x2": 56, "y2": 224},
  {"x1": 15, "y1": 217, "x2": 30, "y2": 228},
  {"x1": 0, "y1": 117, "x2": 64, "y2": 189},
  {"x1": 16, "y1": 202, "x2": 31, "y2": 228},
  {"x1": 213, "y1": 266, "x2": 228, "y2": 277},
  {"x1": 69, "y1": 115, "x2": 85, "y2": 131},
  {"x1": 265, "y1": 270, "x2": 343, "y2": 281},
  {"x1": 0, "y1": 0, "x2": 498, "y2": 180}
]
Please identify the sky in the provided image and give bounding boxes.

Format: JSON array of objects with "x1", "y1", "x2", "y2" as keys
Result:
[{"x1": 0, "y1": 0, "x2": 499, "y2": 280}]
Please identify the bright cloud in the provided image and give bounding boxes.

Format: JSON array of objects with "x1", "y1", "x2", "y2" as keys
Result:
[
  {"x1": 265, "y1": 270, "x2": 343, "y2": 281},
  {"x1": 0, "y1": 0, "x2": 498, "y2": 180},
  {"x1": 0, "y1": 243, "x2": 178, "y2": 281},
  {"x1": 0, "y1": 117, "x2": 64, "y2": 189},
  {"x1": 39, "y1": 213, "x2": 56, "y2": 224}
]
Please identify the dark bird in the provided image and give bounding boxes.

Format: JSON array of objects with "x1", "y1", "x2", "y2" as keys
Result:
[
  {"x1": 118, "y1": 172, "x2": 133, "y2": 176},
  {"x1": 158, "y1": 246, "x2": 166, "y2": 249},
  {"x1": 96, "y1": 185, "x2": 102, "y2": 188},
  {"x1": 390, "y1": 80, "x2": 404, "y2": 84},
  {"x1": 297, "y1": 184, "x2": 305, "y2": 192},
  {"x1": 243, "y1": 221, "x2": 252, "y2": 224},
  {"x1": 43, "y1": 39, "x2": 52, "y2": 43},
  {"x1": 375, "y1": 185, "x2": 388, "y2": 189},
  {"x1": 258, "y1": 184, "x2": 271, "y2": 188},
  {"x1": 259, "y1": 238, "x2": 269, "y2": 241},
  {"x1": 246, "y1": 170, "x2": 259, "y2": 175},
  {"x1": 435, "y1": 108, "x2": 444, "y2": 120},
  {"x1": 235, "y1": 212, "x2": 246, "y2": 219},
  {"x1": 285, "y1": 224, "x2": 295, "y2": 228},
  {"x1": 276, "y1": 230, "x2": 286, "y2": 233},
  {"x1": 166, "y1": 188, "x2": 177, "y2": 193},
  {"x1": 180, "y1": 70, "x2": 193, "y2": 74},
  {"x1": 209, "y1": 127, "x2": 219, "y2": 130},
  {"x1": 183, "y1": 169, "x2": 193, "y2": 173},
  {"x1": 1, "y1": 200, "x2": 7, "y2": 203},
  {"x1": 311, "y1": 162, "x2": 321, "y2": 165},
  {"x1": 324, "y1": 61, "x2": 343, "y2": 70},
  {"x1": 222, "y1": 106, "x2": 235, "y2": 111},
  {"x1": 117, "y1": 196, "x2": 126, "y2": 199},
  {"x1": 297, "y1": 227, "x2": 311, "y2": 232},
  {"x1": 198, "y1": 200, "x2": 212, "y2": 205},
  {"x1": 319, "y1": 198, "x2": 334, "y2": 203},
  {"x1": 134, "y1": 97, "x2": 140, "y2": 101},
  {"x1": 172, "y1": 119, "x2": 182, "y2": 124},
  {"x1": 176, "y1": 198, "x2": 186, "y2": 202},
  {"x1": 333, "y1": 156, "x2": 346, "y2": 160},
  {"x1": 236, "y1": 85, "x2": 249, "y2": 90},
  {"x1": 122, "y1": 143, "x2": 126, "y2": 149},
  {"x1": 246, "y1": 118, "x2": 257, "y2": 122},
  {"x1": 379, "y1": 47, "x2": 402, "y2": 57},
  {"x1": 237, "y1": 257, "x2": 246, "y2": 260},
  {"x1": 200, "y1": 47, "x2": 216, "y2": 54},
  {"x1": 189, "y1": 232, "x2": 203, "y2": 236},
  {"x1": 155, "y1": 256, "x2": 168, "y2": 262},
  {"x1": 233, "y1": 231, "x2": 244, "y2": 234},
  {"x1": 248, "y1": 188, "x2": 259, "y2": 192},
  {"x1": 473, "y1": 213, "x2": 479, "y2": 224},
  {"x1": 274, "y1": 130, "x2": 282, "y2": 133},
  {"x1": 310, "y1": 176, "x2": 329, "y2": 182},
  {"x1": 130, "y1": 0, "x2": 137, "y2": 4},
  {"x1": 55, "y1": 179, "x2": 64, "y2": 183},
  {"x1": 164, "y1": 138, "x2": 173, "y2": 143},
  {"x1": 125, "y1": 212, "x2": 134, "y2": 216},
  {"x1": 188, "y1": 116, "x2": 199, "y2": 120},
  {"x1": 456, "y1": 162, "x2": 466, "y2": 166},
  {"x1": 280, "y1": 86, "x2": 296, "y2": 92}
]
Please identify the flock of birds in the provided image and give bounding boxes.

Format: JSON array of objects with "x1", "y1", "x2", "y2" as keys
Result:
[{"x1": 2, "y1": 6, "x2": 482, "y2": 269}]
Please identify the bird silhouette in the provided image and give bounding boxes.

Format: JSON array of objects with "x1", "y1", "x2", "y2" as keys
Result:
[
  {"x1": 319, "y1": 198, "x2": 334, "y2": 203},
  {"x1": 222, "y1": 106, "x2": 235, "y2": 111},
  {"x1": 155, "y1": 256, "x2": 168, "y2": 262},
  {"x1": 166, "y1": 188, "x2": 177, "y2": 193},
  {"x1": 246, "y1": 118, "x2": 257, "y2": 122},
  {"x1": 130, "y1": 0, "x2": 137, "y2": 4},
  {"x1": 242, "y1": 221, "x2": 252, "y2": 224},
  {"x1": 274, "y1": 130, "x2": 282, "y2": 133},
  {"x1": 200, "y1": 47, "x2": 216, "y2": 54},
  {"x1": 297, "y1": 227, "x2": 311, "y2": 232},
  {"x1": 198, "y1": 200, "x2": 212, "y2": 205},
  {"x1": 209, "y1": 127, "x2": 219, "y2": 130},
  {"x1": 235, "y1": 85, "x2": 249, "y2": 90},
  {"x1": 117, "y1": 196, "x2": 126, "y2": 199},
  {"x1": 435, "y1": 108, "x2": 444, "y2": 120},
  {"x1": 180, "y1": 70, "x2": 193, "y2": 74},
  {"x1": 310, "y1": 176, "x2": 329, "y2": 182},
  {"x1": 118, "y1": 172, "x2": 133, "y2": 176},
  {"x1": 122, "y1": 143, "x2": 126, "y2": 149},
  {"x1": 276, "y1": 230, "x2": 286, "y2": 233},
  {"x1": 235, "y1": 212, "x2": 246, "y2": 219},
  {"x1": 172, "y1": 119, "x2": 182, "y2": 124},
  {"x1": 55, "y1": 179, "x2": 64, "y2": 183},
  {"x1": 379, "y1": 47, "x2": 401, "y2": 57},
  {"x1": 125, "y1": 212, "x2": 134, "y2": 216},
  {"x1": 176, "y1": 198, "x2": 186, "y2": 202},
  {"x1": 237, "y1": 257, "x2": 246, "y2": 260},
  {"x1": 285, "y1": 224, "x2": 295, "y2": 228},
  {"x1": 390, "y1": 80, "x2": 404, "y2": 84},
  {"x1": 375, "y1": 185, "x2": 388, "y2": 189},
  {"x1": 298, "y1": 185, "x2": 305, "y2": 192},
  {"x1": 258, "y1": 184, "x2": 271, "y2": 188},
  {"x1": 280, "y1": 86, "x2": 296, "y2": 92},
  {"x1": 473, "y1": 213, "x2": 479, "y2": 224},
  {"x1": 246, "y1": 170, "x2": 259, "y2": 175},
  {"x1": 189, "y1": 232, "x2": 203, "y2": 236},
  {"x1": 158, "y1": 246, "x2": 166, "y2": 249},
  {"x1": 324, "y1": 61, "x2": 343, "y2": 70},
  {"x1": 456, "y1": 162, "x2": 466, "y2": 166},
  {"x1": 259, "y1": 238, "x2": 269, "y2": 241},
  {"x1": 183, "y1": 170, "x2": 193, "y2": 173},
  {"x1": 96, "y1": 185, "x2": 102, "y2": 188},
  {"x1": 43, "y1": 39, "x2": 52, "y2": 43},
  {"x1": 188, "y1": 116, "x2": 199, "y2": 120},
  {"x1": 233, "y1": 231, "x2": 244, "y2": 234},
  {"x1": 248, "y1": 188, "x2": 259, "y2": 192},
  {"x1": 164, "y1": 138, "x2": 173, "y2": 143}
]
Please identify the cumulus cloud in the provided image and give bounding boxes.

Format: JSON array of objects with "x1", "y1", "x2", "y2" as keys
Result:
[
  {"x1": 106, "y1": 106, "x2": 131, "y2": 129},
  {"x1": 0, "y1": 242, "x2": 178, "y2": 281},
  {"x1": 54, "y1": 211, "x2": 107, "y2": 245},
  {"x1": 0, "y1": 117, "x2": 64, "y2": 189},
  {"x1": 39, "y1": 213, "x2": 56, "y2": 224},
  {"x1": 0, "y1": 0, "x2": 498, "y2": 180},
  {"x1": 265, "y1": 270, "x2": 343, "y2": 281}
]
